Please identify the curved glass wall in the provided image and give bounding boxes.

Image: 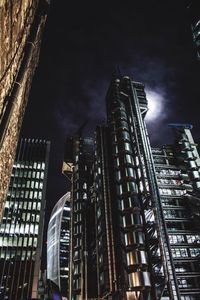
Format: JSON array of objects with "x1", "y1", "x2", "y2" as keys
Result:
[{"x1": 47, "y1": 192, "x2": 70, "y2": 297}]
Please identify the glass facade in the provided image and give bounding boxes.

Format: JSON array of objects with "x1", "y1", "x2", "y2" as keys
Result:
[
  {"x1": 47, "y1": 192, "x2": 70, "y2": 298},
  {"x1": 0, "y1": 138, "x2": 50, "y2": 300}
]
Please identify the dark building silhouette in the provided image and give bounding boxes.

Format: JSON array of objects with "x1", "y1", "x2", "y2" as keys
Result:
[
  {"x1": 64, "y1": 135, "x2": 94, "y2": 300},
  {"x1": 0, "y1": 138, "x2": 50, "y2": 300},
  {"x1": 64, "y1": 75, "x2": 200, "y2": 300},
  {"x1": 47, "y1": 192, "x2": 71, "y2": 298}
]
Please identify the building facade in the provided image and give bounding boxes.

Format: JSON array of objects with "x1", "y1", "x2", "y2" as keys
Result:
[
  {"x1": 65, "y1": 75, "x2": 200, "y2": 300},
  {"x1": 0, "y1": 138, "x2": 50, "y2": 300},
  {"x1": 64, "y1": 135, "x2": 94, "y2": 300},
  {"x1": 152, "y1": 124, "x2": 200, "y2": 299},
  {"x1": 0, "y1": 0, "x2": 49, "y2": 220},
  {"x1": 47, "y1": 192, "x2": 71, "y2": 299},
  {"x1": 187, "y1": 0, "x2": 200, "y2": 61}
]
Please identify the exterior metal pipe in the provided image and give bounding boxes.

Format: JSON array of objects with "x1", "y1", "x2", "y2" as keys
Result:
[{"x1": 129, "y1": 78, "x2": 180, "y2": 299}]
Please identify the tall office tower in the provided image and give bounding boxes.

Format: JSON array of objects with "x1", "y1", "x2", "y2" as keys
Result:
[
  {"x1": 47, "y1": 192, "x2": 71, "y2": 299},
  {"x1": 65, "y1": 76, "x2": 168, "y2": 300},
  {"x1": 187, "y1": 0, "x2": 200, "y2": 61},
  {"x1": 93, "y1": 76, "x2": 172, "y2": 300},
  {"x1": 152, "y1": 124, "x2": 200, "y2": 299},
  {"x1": 0, "y1": 0, "x2": 50, "y2": 220},
  {"x1": 64, "y1": 135, "x2": 94, "y2": 300},
  {"x1": 0, "y1": 138, "x2": 50, "y2": 300},
  {"x1": 66, "y1": 74, "x2": 200, "y2": 300}
]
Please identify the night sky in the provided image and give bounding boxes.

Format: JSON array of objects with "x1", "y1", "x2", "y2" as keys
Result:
[{"x1": 20, "y1": 0, "x2": 200, "y2": 262}]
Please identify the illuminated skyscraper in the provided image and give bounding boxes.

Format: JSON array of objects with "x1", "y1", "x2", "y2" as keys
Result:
[
  {"x1": 65, "y1": 74, "x2": 200, "y2": 300},
  {"x1": 47, "y1": 192, "x2": 71, "y2": 299},
  {"x1": 0, "y1": 0, "x2": 50, "y2": 220},
  {"x1": 152, "y1": 124, "x2": 200, "y2": 299},
  {"x1": 0, "y1": 138, "x2": 50, "y2": 300}
]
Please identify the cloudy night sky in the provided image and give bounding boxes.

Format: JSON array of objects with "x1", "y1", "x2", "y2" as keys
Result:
[{"x1": 20, "y1": 0, "x2": 200, "y2": 248}]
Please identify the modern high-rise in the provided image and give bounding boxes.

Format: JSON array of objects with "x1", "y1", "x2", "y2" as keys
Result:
[
  {"x1": 152, "y1": 124, "x2": 200, "y2": 299},
  {"x1": 65, "y1": 74, "x2": 200, "y2": 300},
  {"x1": 64, "y1": 135, "x2": 94, "y2": 300},
  {"x1": 0, "y1": 138, "x2": 50, "y2": 300},
  {"x1": 47, "y1": 192, "x2": 71, "y2": 299},
  {"x1": 0, "y1": 0, "x2": 50, "y2": 220}
]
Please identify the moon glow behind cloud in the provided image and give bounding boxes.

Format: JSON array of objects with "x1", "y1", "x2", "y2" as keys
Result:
[{"x1": 145, "y1": 89, "x2": 164, "y2": 123}]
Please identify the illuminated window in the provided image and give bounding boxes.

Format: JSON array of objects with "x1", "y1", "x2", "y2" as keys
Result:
[
  {"x1": 125, "y1": 142, "x2": 131, "y2": 151},
  {"x1": 28, "y1": 171, "x2": 32, "y2": 178},
  {"x1": 159, "y1": 188, "x2": 172, "y2": 195},
  {"x1": 34, "y1": 181, "x2": 38, "y2": 189},
  {"x1": 20, "y1": 224, "x2": 24, "y2": 234},
  {"x1": 171, "y1": 248, "x2": 188, "y2": 258},
  {"x1": 26, "y1": 181, "x2": 30, "y2": 188},
  {"x1": 23, "y1": 237, "x2": 28, "y2": 247},
  {"x1": 168, "y1": 235, "x2": 185, "y2": 244},
  {"x1": 127, "y1": 181, "x2": 137, "y2": 192},
  {"x1": 189, "y1": 248, "x2": 200, "y2": 257},
  {"x1": 25, "y1": 225, "x2": 29, "y2": 234},
  {"x1": 178, "y1": 278, "x2": 192, "y2": 288},
  {"x1": 114, "y1": 145, "x2": 118, "y2": 155},
  {"x1": 117, "y1": 184, "x2": 123, "y2": 195},
  {"x1": 34, "y1": 224, "x2": 39, "y2": 235},
  {"x1": 26, "y1": 212, "x2": 30, "y2": 221},
  {"x1": 28, "y1": 237, "x2": 33, "y2": 246},
  {"x1": 186, "y1": 235, "x2": 200, "y2": 244},
  {"x1": 125, "y1": 154, "x2": 132, "y2": 164},
  {"x1": 33, "y1": 238, "x2": 37, "y2": 247},
  {"x1": 115, "y1": 157, "x2": 120, "y2": 167},
  {"x1": 74, "y1": 264, "x2": 80, "y2": 275},
  {"x1": 125, "y1": 167, "x2": 135, "y2": 178}
]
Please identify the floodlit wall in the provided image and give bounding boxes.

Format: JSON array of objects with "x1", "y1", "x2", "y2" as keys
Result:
[{"x1": 0, "y1": 0, "x2": 49, "y2": 220}]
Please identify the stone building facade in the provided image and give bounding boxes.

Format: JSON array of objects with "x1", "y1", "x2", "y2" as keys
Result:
[{"x1": 0, "y1": 0, "x2": 49, "y2": 220}]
